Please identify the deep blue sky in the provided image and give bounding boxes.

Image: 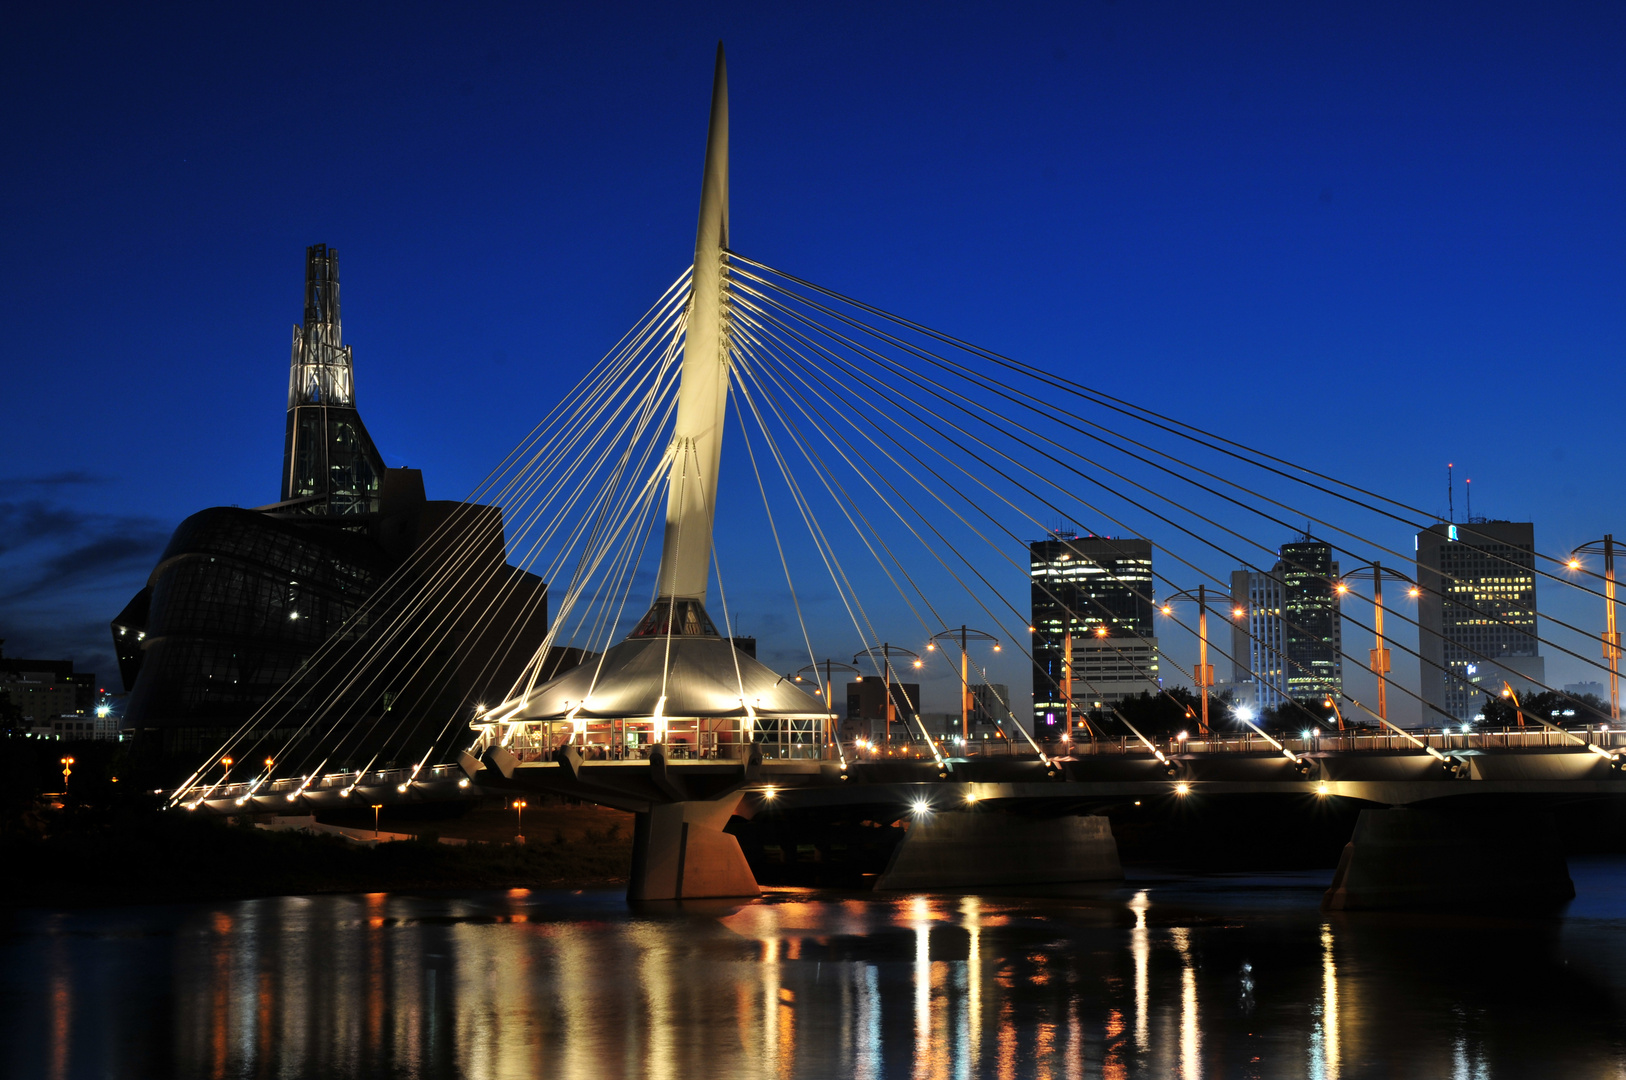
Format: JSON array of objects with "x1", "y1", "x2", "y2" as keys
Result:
[{"x1": 2, "y1": 2, "x2": 1623, "y2": 718}]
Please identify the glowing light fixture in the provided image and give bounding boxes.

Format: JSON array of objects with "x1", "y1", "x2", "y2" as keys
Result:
[{"x1": 1175, "y1": 783, "x2": 1190, "y2": 796}]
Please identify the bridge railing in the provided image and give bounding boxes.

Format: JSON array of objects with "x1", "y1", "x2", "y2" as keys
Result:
[
  {"x1": 1031, "y1": 726, "x2": 1620, "y2": 758},
  {"x1": 195, "y1": 763, "x2": 468, "y2": 805}
]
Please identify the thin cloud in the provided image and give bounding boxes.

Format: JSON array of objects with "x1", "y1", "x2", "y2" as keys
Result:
[
  {"x1": 0, "y1": 471, "x2": 108, "y2": 493},
  {"x1": 2, "y1": 529, "x2": 170, "y2": 603}
]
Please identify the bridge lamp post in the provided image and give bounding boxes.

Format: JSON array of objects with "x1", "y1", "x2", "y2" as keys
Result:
[
  {"x1": 1569, "y1": 536, "x2": 1621, "y2": 722},
  {"x1": 512, "y1": 799, "x2": 527, "y2": 844},
  {"x1": 782, "y1": 660, "x2": 860, "y2": 759},
  {"x1": 60, "y1": 756, "x2": 74, "y2": 792},
  {"x1": 1501, "y1": 682, "x2": 1527, "y2": 729},
  {"x1": 1159, "y1": 585, "x2": 1242, "y2": 736},
  {"x1": 371, "y1": 804, "x2": 383, "y2": 839},
  {"x1": 927, "y1": 626, "x2": 1000, "y2": 745},
  {"x1": 1336, "y1": 562, "x2": 1420, "y2": 724},
  {"x1": 853, "y1": 644, "x2": 919, "y2": 751}
]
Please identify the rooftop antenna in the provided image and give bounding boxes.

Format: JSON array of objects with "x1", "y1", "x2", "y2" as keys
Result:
[
  {"x1": 1465, "y1": 478, "x2": 1472, "y2": 522},
  {"x1": 1447, "y1": 463, "x2": 1455, "y2": 523}
]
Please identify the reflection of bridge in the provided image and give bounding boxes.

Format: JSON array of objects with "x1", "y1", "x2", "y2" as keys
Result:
[{"x1": 172, "y1": 47, "x2": 1626, "y2": 911}]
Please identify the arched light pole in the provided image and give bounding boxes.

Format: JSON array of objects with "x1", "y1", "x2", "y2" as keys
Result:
[
  {"x1": 853, "y1": 644, "x2": 919, "y2": 750},
  {"x1": 781, "y1": 659, "x2": 860, "y2": 756},
  {"x1": 927, "y1": 626, "x2": 1001, "y2": 744},
  {"x1": 1159, "y1": 584, "x2": 1243, "y2": 735},
  {"x1": 1337, "y1": 561, "x2": 1420, "y2": 724},
  {"x1": 1569, "y1": 536, "x2": 1620, "y2": 722}
]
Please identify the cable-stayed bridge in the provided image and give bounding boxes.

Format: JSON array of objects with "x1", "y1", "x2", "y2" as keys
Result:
[{"x1": 170, "y1": 46, "x2": 1625, "y2": 910}]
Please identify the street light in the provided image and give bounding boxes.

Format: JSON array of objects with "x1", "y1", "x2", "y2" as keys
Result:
[
  {"x1": 1338, "y1": 561, "x2": 1420, "y2": 724},
  {"x1": 371, "y1": 803, "x2": 383, "y2": 839},
  {"x1": 927, "y1": 626, "x2": 1000, "y2": 744},
  {"x1": 853, "y1": 644, "x2": 920, "y2": 749},
  {"x1": 1501, "y1": 682, "x2": 1527, "y2": 729},
  {"x1": 513, "y1": 799, "x2": 528, "y2": 843},
  {"x1": 1570, "y1": 535, "x2": 1621, "y2": 722},
  {"x1": 60, "y1": 756, "x2": 74, "y2": 791},
  {"x1": 782, "y1": 659, "x2": 860, "y2": 758},
  {"x1": 1160, "y1": 584, "x2": 1242, "y2": 735}
]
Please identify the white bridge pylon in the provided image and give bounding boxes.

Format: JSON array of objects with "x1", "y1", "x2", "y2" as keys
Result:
[{"x1": 481, "y1": 44, "x2": 831, "y2": 760}]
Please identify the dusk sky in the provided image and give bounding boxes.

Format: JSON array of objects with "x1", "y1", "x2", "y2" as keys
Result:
[{"x1": 3, "y1": 2, "x2": 1623, "y2": 718}]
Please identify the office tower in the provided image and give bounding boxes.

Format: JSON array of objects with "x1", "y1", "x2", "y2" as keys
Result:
[
  {"x1": 1030, "y1": 533, "x2": 1158, "y2": 726},
  {"x1": 1279, "y1": 537, "x2": 1343, "y2": 700},
  {"x1": 1230, "y1": 537, "x2": 1343, "y2": 714},
  {"x1": 1416, "y1": 521, "x2": 1545, "y2": 723},
  {"x1": 1230, "y1": 568, "x2": 1287, "y2": 713}
]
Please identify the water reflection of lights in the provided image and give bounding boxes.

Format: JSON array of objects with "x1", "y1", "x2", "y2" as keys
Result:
[
  {"x1": 960, "y1": 895, "x2": 983, "y2": 1080},
  {"x1": 912, "y1": 896, "x2": 932, "y2": 1080},
  {"x1": 31, "y1": 882, "x2": 1611, "y2": 1079},
  {"x1": 1170, "y1": 926, "x2": 1200, "y2": 1080},
  {"x1": 1129, "y1": 889, "x2": 1150, "y2": 1053},
  {"x1": 1310, "y1": 922, "x2": 1341, "y2": 1080}
]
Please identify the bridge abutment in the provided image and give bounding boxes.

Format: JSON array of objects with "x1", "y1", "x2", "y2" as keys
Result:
[
  {"x1": 875, "y1": 811, "x2": 1122, "y2": 891},
  {"x1": 1322, "y1": 807, "x2": 1574, "y2": 911},
  {"x1": 628, "y1": 795, "x2": 760, "y2": 901}
]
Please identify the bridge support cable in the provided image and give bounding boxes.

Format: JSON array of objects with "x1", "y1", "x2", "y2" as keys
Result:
[
  {"x1": 731, "y1": 297, "x2": 1349, "y2": 753},
  {"x1": 731, "y1": 262, "x2": 1625, "y2": 714},
  {"x1": 173, "y1": 296, "x2": 683, "y2": 802},
  {"x1": 740, "y1": 303, "x2": 1460, "y2": 760},
  {"x1": 739, "y1": 320, "x2": 1292, "y2": 764},
  {"x1": 730, "y1": 255, "x2": 1619, "y2": 616},
  {"x1": 312, "y1": 347, "x2": 685, "y2": 769},
  {"x1": 730, "y1": 345, "x2": 1011, "y2": 764},
  {"x1": 731, "y1": 339, "x2": 1008, "y2": 761},
  {"x1": 732, "y1": 276, "x2": 1619, "y2": 714},
  {"x1": 260, "y1": 327, "x2": 685, "y2": 782},
  {"x1": 730, "y1": 285, "x2": 1496, "y2": 763},
  {"x1": 728, "y1": 261, "x2": 1620, "y2": 744},
  {"x1": 174, "y1": 275, "x2": 694, "y2": 806},
  {"x1": 733, "y1": 322, "x2": 1183, "y2": 763},
  {"x1": 732, "y1": 325, "x2": 1105, "y2": 756}
]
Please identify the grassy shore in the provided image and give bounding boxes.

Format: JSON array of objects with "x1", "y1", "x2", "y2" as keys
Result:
[{"x1": 1, "y1": 801, "x2": 636, "y2": 908}]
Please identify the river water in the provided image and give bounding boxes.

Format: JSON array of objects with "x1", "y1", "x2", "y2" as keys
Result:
[{"x1": 6, "y1": 860, "x2": 1626, "y2": 1079}]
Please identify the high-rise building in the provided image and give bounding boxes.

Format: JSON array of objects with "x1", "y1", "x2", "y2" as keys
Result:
[
  {"x1": 1416, "y1": 521, "x2": 1544, "y2": 723},
  {"x1": 1230, "y1": 569, "x2": 1287, "y2": 713},
  {"x1": 1030, "y1": 534, "x2": 1158, "y2": 726},
  {"x1": 1230, "y1": 537, "x2": 1343, "y2": 713},
  {"x1": 1279, "y1": 537, "x2": 1343, "y2": 701},
  {"x1": 113, "y1": 246, "x2": 552, "y2": 760}
]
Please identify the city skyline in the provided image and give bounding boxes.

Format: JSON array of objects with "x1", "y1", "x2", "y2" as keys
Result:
[{"x1": 3, "y1": 4, "x2": 1624, "y2": 724}]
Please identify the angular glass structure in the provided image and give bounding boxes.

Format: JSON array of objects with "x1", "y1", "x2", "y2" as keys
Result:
[
  {"x1": 113, "y1": 246, "x2": 550, "y2": 766},
  {"x1": 280, "y1": 244, "x2": 385, "y2": 515}
]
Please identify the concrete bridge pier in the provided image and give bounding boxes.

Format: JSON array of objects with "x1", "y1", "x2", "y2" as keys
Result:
[
  {"x1": 1322, "y1": 807, "x2": 1574, "y2": 911},
  {"x1": 628, "y1": 794, "x2": 761, "y2": 901},
  {"x1": 875, "y1": 811, "x2": 1122, "y2": 891}
]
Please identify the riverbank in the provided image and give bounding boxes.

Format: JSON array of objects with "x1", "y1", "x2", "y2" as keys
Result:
[{"x1": 0, "y1": 802, "x2": 636, "y2": 908}]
